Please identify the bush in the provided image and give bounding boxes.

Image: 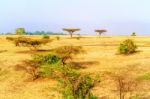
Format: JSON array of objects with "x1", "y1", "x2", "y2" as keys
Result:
[
  {"x1": 15, "y1": 53, "x2": 61, "y2": 80},
  {"x1": 43, "y1": 35, "x2": 50, "y2": 39},
  {"x1": 16, "y1": 49, "x2": 98, "y2": 98},
  {"x1": 76, "y1": 34, "x2": 81, "y2": 40},
  {"x1": 58, "y1": 69, "x2": 99, "y2": 99},
  {"x1": 76, "y1": 36, "x2": 81, "y2": 40},
  {"x1": 14, "y1": 36, "x2": 30, "y2": 46},
  {"x1": 33, "y1": 53, "x2": 62, "y2": 78},
  {"x1": 55, "y1": 46, "x2": 84, "y2": 65},
  {"x1": 33, "y1": 54, "x2": 99, "y2": 98},
  {"x1": 33, "y1": 54, "x2": 61, "y2": 65},
  {"x1": 119, "y1": 39, "x2": 137, "y2": 54},
  {"x1": 7, "y1": 36, "x2": 51, "y2": 50},
  {"x1": 25, "y1": 39, "x2": 50, "y2": 50},
  {"x1": 6, "y1": 36, "x2": 29, "y2": 46},
  {"x1": 56, "y1": 36, "x2": 60, "y2": 40},
  {"x1": 15, "y1": 60, "x2": 41, "y2": 80},
  {"x1": 32, "y1": 51, "x2": 98, "y2": 98}
]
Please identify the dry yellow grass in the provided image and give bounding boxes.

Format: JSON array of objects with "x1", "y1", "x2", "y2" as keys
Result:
[{"x1": 0, "y1": 35, "x2": 150, "y2": 99}]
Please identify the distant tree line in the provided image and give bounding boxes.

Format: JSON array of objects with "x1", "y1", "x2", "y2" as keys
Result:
[
  {"x1": 0, "y1": 27, "x2": 138, "y2": 37},
  {"x1": 1, "y1": 28, "x2": 65, "y2": 35},
  {"x1": 26, "y1": 31, "x2": 65, "y2": 35}
]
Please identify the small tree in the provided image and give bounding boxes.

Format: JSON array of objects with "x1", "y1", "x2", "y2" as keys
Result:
[
  {"x1": 131, "y1": 32, "x2": 136, "y2": 36},
  {"x1": 95, "y1": 29, "x2": 107, "y2": 37},
  {"x1": 63, "y1": 28, "x2": 80, "y2": 38},
  {"x1": 16, "y1": 28, "x2": 26, "y2": 35},
  {"x1": 55, "y1": 46, "x2": 84, "y2": 65}
]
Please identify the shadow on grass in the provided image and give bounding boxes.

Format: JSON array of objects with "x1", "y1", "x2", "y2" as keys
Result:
[
  {"x1": 115, "y1": 50, "x2": 142, "y2": 56},
  {"x1": 0, "y1": 50, "x2": 7, "y2": 53},
  {"x1": 70, "y1": 61, "x2": 99, "y2": 69},
  {"x1": 16, "y1": 49, "x2": 52, "y2": 54}
]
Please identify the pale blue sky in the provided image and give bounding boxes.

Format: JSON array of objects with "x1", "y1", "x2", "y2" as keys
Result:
[{"x1": 0, "y1": 0, "x2": 150, "y2": 35}]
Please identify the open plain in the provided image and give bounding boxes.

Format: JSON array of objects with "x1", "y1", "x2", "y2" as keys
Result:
[{"x1": 0, "y1": 35, "x2": 150, "y2": 99}]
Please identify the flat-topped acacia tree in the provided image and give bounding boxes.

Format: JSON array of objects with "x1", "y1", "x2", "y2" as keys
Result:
[
  {"x1": 95, "y1": 29, "x2": 107, "y2": 37},
  {"x1": 63, "y1": 28, "x2": 80, "y2": 38}
]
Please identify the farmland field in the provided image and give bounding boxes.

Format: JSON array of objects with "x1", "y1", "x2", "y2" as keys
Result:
[{"x1": 0, "y1": 35, "x2": 150, "y2": 99}]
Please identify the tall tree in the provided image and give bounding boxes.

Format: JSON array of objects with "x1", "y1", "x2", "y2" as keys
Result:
[
  {"x1": 63, "y1": 28, "x2": 80, "y2": 38},
  {"x1": 16, "y1": 28, "x2": 26, "y2": 35}
]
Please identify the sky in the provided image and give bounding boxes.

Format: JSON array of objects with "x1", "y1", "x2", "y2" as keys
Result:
[{"x1": 0, "y1": 0, "x2": 150, "y2": 35}]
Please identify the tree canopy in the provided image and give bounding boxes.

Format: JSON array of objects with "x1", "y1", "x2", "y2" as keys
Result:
[
  {"x1": 95, "y1": 29, "x2": 107, "y2": 37},
  {"x1": 63, "y1": 28, "x2": 80, "y2": 38},
  {"x1": 95, "y1": 29, "x2": 107, "y2": 33}
]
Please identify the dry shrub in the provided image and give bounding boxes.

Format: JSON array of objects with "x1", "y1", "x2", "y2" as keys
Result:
[
  {"x1": 55, "y1": 46, "x2": 84, "y2": 65},
  {"x1": 14, "y1": 36, "x2": 30, "y2": 46},
  {"x1": 25, "y1": 39, "x2": 51, "y2": 50},
  {"x1": 111, "y1": 70, "x2": 138, "y2": 99},
  {"x1": 6, "y1": 36, "x2": 52, "y2": 50},
  {"x1": 114, "y1": 75, "x2": 137, "y2": 99},
  {"x1": 15, "y1": 53, "x2": 62, "y2": 80},
  {"x1": 15, "y1": 60, "x2": 41, "y2": 80}
]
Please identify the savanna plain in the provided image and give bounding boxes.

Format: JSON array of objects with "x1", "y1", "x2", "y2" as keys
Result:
[{"x1": 0, "y1": 35, "x2": 150, "y2": 99}]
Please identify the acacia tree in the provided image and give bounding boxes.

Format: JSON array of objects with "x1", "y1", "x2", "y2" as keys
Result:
[
  {"x1": 63, "y1": 28, "x2": 80, "y2": 38},
  {"x1": 95, "y1": 29, "x2": 107, "y2": 37}
]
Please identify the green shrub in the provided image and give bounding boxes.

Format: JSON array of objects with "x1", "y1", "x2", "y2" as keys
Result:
[
  {"x1": 43, "y1": 35, "x2": 50, "y2": 39},
  {"x1": 119, "y1": 39, "x2": 137, "y2": 54},
  {"x1": 58, "y1": 71, "x2": 99, "y2": 99},
  {"x1": 38, "y1": 63, "x2": 62, "y2": 78},
  {"x1": 32, "y1": 52, "x2": 98, "y2": 98},
  {"x1": 16, "y1": 46, "x2": 98, "y2": 98},
  {"x1": 33, "y1": 53, "x2": 62, "y2": 78},
  {"x1": 33, "y1": 54, "x2": 61, "y2": 65}
]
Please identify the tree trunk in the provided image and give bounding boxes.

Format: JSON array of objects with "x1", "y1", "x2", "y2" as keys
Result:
[
  {"x1": 70, "y1": 32, "x2": 73, "y2": 38},
  {"x1": 99, "y1": 32, "x2": 102, "y2": 38}
]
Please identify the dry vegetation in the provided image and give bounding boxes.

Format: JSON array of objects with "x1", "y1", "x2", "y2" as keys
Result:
[{"x1": 0, "y1": 35, "x2": 150, "y2": 99}]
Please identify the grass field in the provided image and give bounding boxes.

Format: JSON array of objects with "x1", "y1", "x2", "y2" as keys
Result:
[{"x1": 0, "y1": 35, "x2": 150, "y2": 99}]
